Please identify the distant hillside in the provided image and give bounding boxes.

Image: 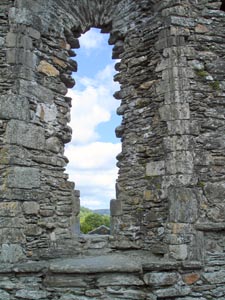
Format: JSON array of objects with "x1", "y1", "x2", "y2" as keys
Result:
[{"x1": 92, "y1": 209, "x2": 110, "y2": 215}]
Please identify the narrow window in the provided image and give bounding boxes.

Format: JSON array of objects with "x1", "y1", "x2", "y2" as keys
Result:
[{"x1": 65, "y1": 28, "x2": 121, "y2": 234}]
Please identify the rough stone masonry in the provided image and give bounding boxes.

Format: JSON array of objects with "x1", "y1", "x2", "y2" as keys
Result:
[{"x1": 0, "y1": 0, "x2": 225, "y2": 299}]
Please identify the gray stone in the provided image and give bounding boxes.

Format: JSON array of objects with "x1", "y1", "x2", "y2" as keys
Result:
[
  {"x1": 202, "y1": 270, "x2": 225, "y2": 284},
  {"x1": 146, "y1": 161, "x2": 165, "y2": 176},
  {"x1": 154, "y1": 284, "x2": 191, "y2": 298},
  {"x1": 0, "y1": 94, "x2": 29, "y2": 121},
  {"x1": 49, "y1": 255, "x2": 142, "y2": 274},
  {"x1": 97, "y1": 274, "x2": 144, "y2": 287},
  {"x1": 44, "y1": 275, "x2": 87, "y2": 287},
  {"x1": 60, "y1": 295, "x2": 93, "y2": 300},
  {"x1": 46, "y1": 137, "x2": 62, "y2": 153},
  {"x1": 159, "y1": 103, "x2": 190, "y2": 121},
  {"x1": 0, "y1": 289, "x2": 10, "y2": 300},
  {"x1": 7, "y1": 167, "x2": 40, "y2": 189},
  {"x1": 204, "y1": 183, "x2": 225, "y2": 203},
  {"x1": 144, "y1": 272, "x2": 179, "y2": 286},
  {"x1": 169, "y1": 244, "x2": 188, "y2": 260},
  {"x1": 110, "y1": 199, "x2": 122, "y2": 216},
  {"x1": 15, "y1": 289, "x2": 49, "y2": 300},
  {"x1": 169, "y1": 187, "x2": 198, "y2": 223},
  {"x1": 22, "y1": 202, "x2": 39, "y2": 215},
  {"x1": 6, "y1": 120, "x2": 45, "y2": 150},
  {"x1": 1, "y1": 244, "x2": 25, "y2": 263}
]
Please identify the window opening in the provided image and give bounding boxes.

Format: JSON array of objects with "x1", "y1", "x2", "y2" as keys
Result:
[
  {"x1": 221, "y1": 0, "x2": 225, "y2": 11},
  {"x1": 65, "y1": 28, "x2": 121, "y2": 234}
]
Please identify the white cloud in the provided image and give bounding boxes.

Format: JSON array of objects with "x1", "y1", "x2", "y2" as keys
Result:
[
  {"x1": 65, "y1": 142, "x2": 121, "y2": 209},
  {"x1": 67, "y1": 63, "x2": 119, "y2": 144},
  {"x1": 66, "y1": 142, "x2": 121, "y2": 170},
  {"x1": 79, "y1": 29, "x2": 105, "y2": 53}
]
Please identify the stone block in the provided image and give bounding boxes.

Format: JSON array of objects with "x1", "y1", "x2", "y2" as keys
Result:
[
  {"x1": 37, "y1": 60, "x2": 60, "y2": 77},
  {"x1": 7, "y1": 167, "x2": 40, "y2": 189},
  {"x1": 0, "y1": 289, "x2": 10, "y2": 300},
  {"x1": 146, "y1": 161, "x2": 165, "y2": 176},
  {"x1": 0, "y1": 202, "x2": 22, "y2": 217},
  {"x1": 202, "y1": 270, "x2": 225, "y2": 284},
  {"x1": 49, "y1": 255, "x2": 142, "y2": 274},
  {"x1": 166, "y1": 151, "x2": 193, "y2": 175},
  {"x1": 164, "y1": 135, "x2": 190, "y2": 152},
  {"x1": 1, "y1": 244, "x2": 25, "y2": 263},
  {"x1": 169, "y1": 244, "x2": 188, "y2": 260},
  {"x1": 98, "y1": 274, "x2": 144, "y2": 287},
  {"x1": 44, "y1": 275, "x2": 88, "y2": 287},
  {"x1": 7, "y1": 49, "x2": 36, "y2": 68},
  {"x1": 168, "y1": 187, "x2": 198, "y2": 223},
  {"x1": 36, "y1": 103, "x2": 57, "y2": 123},
  {"x1": 15, "y1": 289, "x2": 49, "y2": 300},
  {"x1": 159, "y1": 103, "x2": 190, "y2": 121},
  {"x1": 23, "y1": 202, "x2": 39, "y2": 215},
  {"x1": 182, "y1": 273, "x2": 200, "y2": 285},
  {"x1": 6, "y1": 120, "x2": 45, "y2": 150},
  {"x1": 154, "y1": 284, "x2": 191, "y2": 298},
  {"x1": 110, "y1": 199, "x2": 122, "y2": 216},
  {"x1": 6, "y1": 32, "x2": 32, "y2": 49},
  {"x1": 18, "y1": 79, "x2": 54, "y2": 104},
  {"x1": 0, "y1": 217, "x2": 25, "y2": 228},
  {"x1": 0, "y1": 228, "x2": 25, "y2": 244},
  {"x1": 46, "y1": 137, "x2": 62, "y2": 153},
  {"x1": 144, "y1": 272, "x2": 179, "y2": 286},
  {"x1": 164, "y1": 90, "x2": 193, "y2": 104},
  {"x1": 167, "y1": 120, "x2": 190, "y2": 135},
  {"x1": 204, "y1": 182, "x2": 225, "y2": 203},
  {"x1": 0, "y1": 94, "x2": 29, "y2": 121}
]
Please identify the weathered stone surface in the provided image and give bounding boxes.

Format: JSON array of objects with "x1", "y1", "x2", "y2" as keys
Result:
[
  {"x1": 154, "y1": 284, "x2": 191, "y2": 298},
  {"x1": 146, "y1": 161, "x2": 165, "y2": 176},
  {"x1": 7, "y1": 167, "x2": 40, "y2": 189},
  {"x1": 0, "y1": 289, "x2": 10, "y2": 300},
  {"x1": 22, "y1": 202, "x2": 39, "y2": 215},
  {"x1": 15, "y1": 289, "x2": 49, "y2": 300},
  {"x1": 0, "y1": 202, "x2": 21, "y2": 217},
  {"x1": 144, "y1": 272, "x2": 179, "y2": 286},
  {"x1": 0, "y1": 244, "x2": 25, "y2": 263},
  {"x1": 98, "y1": 274, "x2": 144, "y2": 287},
  {"x1": 49, "y1": 255, "x2": 142, "y2": 274},
  {"x1": 182, "y1": 273, "x2": 200, "y2": 285},
  {"x1": 169, "y1": 188, "x2": 198, "y2": 223},
  {"x1": 6, "y1": 120, "x2": 45, "y2": 150},
  {"x1": 202, "y1": 270, "x2": 225, "y2": 284},
  {"x1": 169, "y1": 244, "x2": 188, "y2": 261},
  {"x1": 44, "y1": 275, "x2": 87, "y2": 287},
  {"x1": 37, "y1": 60, "x2": 59, "y2": 77},
  {"x1": 0, "y1": 94, "x2": 29, "y2": 121},
  {"x1": 110, "y1": 199, "x2": 122, "y2": 216}
]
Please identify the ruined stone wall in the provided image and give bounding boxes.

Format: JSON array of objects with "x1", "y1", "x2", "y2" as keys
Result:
[{"x1": 1, "y1": 0, "x2": 225, "y2": 299}]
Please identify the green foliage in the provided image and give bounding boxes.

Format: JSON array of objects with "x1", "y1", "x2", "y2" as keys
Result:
[
  {"x1": 209, "y1": 80, "x2": 220, "y2": 91},
  {"x1": 195, "y1": 69, "x2": 208, "y2": 78},
  {"x1": 80, "y1": 207, "x2": 110, "y2": 234}
]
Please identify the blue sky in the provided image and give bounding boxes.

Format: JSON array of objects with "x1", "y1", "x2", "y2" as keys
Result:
[{"x1": 65, "y1": 28, "x2": 121, "y2": 209}]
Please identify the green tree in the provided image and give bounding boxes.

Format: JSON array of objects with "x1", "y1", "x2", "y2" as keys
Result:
[{"x1": 80, "y1": 207, "x2": 110, "y2": 234}]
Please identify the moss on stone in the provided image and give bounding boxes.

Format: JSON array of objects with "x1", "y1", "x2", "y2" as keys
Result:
[{"x1": 209, "y1": 80, "x2": 220, "y2": 90}]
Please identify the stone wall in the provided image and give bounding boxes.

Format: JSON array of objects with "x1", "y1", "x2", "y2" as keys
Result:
[{"x1": 1, "y1": 0, "x2": 225, "y2": 299}]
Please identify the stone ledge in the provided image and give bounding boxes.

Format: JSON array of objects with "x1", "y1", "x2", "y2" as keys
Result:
[
  {"x1": 0, "y1": 257, "x2": 202, "y2": 275},
  {"x1": 195, "y1": 222, "x2": 225, "y2": 231},
  {"x1": 49, "y1": 255, "x2": 142, "y2": 274}
]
